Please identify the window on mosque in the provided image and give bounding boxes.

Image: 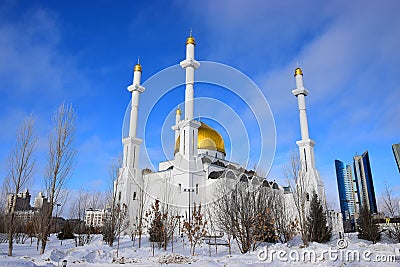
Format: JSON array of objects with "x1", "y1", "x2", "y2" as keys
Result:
[
  {"x1": 133, "y1": 192, "x2": 137, "y2": 200},
  {"x1": 196, "y1": 184, "x2": 199, "y2": 194},
  {"x1": 179, "y1": 183, "x2": 182, "y2": 193}
]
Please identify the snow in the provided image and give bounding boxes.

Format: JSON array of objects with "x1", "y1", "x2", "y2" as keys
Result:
[{"x1": 1, "y1": 234, "x2": 400, "y2": 266}]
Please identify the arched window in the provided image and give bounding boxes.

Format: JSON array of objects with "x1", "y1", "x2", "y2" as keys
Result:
[{"x1": 240, "y1": 175, "x2": 248, "y2": 183}]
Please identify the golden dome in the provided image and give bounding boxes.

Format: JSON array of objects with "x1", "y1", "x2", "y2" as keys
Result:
[
  {"x1": 134, "y1": 63, "x2": 142, "y2": 72},
  {"x1": 186, "y1": 36, "x2": 196, "y2": 46},
  {"x1": 174, "y1": 122, "x2": 225, "y2": 155},
  {"x1": 294, "y1": 67, "x2": 303, "y2": 76}
]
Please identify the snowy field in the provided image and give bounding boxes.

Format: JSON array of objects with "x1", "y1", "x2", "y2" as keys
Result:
[{"x1": 1, "y1": 234, "x2": 400, "y2": 266}]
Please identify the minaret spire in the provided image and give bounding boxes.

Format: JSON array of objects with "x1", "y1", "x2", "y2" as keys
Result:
[
  {"x1": 292, "y1": 67, "x2": 326, "y2": 208},
  {"x1": 293, "y1": 67, "x2": 309, "y2": 140},
  {"x1": 129, "y1": 61, "x2": 145, "y2": 138},
  {"x1": 123, "y1": 61, "x2": 145, "y2": 169},
  {"x1": 172, "y1": 34, "x2": 201, "y2": 157},
  {"x1": 181, "y1": 32, "x2": 200, "y2": 120}
]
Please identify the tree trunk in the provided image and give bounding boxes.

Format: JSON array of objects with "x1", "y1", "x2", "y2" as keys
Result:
[
  {"x1": 215, "y1": 235, "x2": 217, "y2": 254},
  {"x1": 171, "y1": 234, "x2": 174, "y2": 253},
  {"x1": 8, "y1": 213, "x2": 14, "y2": 256},
  {"x1": 117, "y1": 232, "x2": 120, "y2": 258},
  {"x1": 40, "y1": 238, "x2": 47, "y2": 255},
  {"x1": 228, "y1": 234, "x2": 231, "y2": 255}
]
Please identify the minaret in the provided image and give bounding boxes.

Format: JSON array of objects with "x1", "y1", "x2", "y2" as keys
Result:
[
  {"x1": 178, "y1": 33, "x2": 201, "y2": 156},
  {"x1": 172, "y1": 34, "x2": 204, "y2": 221},
  {"x1": 124, "y1": 62, "x2": 145, "y2": 169},
  {"x1": 292, "y1": 67, "x2": 326, "y2": 207},
  {"x1": 293, "y1": 67, "x2": 310, "y2": 141},
  {"x1": 181, "y1": 33, "x2": 199, "y2": 120},
  {"x1": 117, "y1": 61, "x2": 145, "y2": 234}
]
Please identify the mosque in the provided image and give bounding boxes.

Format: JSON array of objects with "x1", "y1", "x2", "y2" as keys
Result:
[{"x1": 115, "y1": 34, "x2": 343, "y2": 236}]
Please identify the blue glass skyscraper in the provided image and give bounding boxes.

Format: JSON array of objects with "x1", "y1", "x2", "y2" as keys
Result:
[
  {"x1": 335, "y1": 160, "x2": 358, "y2": 221},
  {"x1": 353, "y1": 151, "x2": 377, "y2": 214},
  {"x1": 393, "y1": 143, "x2": 400, "y2": 173}
]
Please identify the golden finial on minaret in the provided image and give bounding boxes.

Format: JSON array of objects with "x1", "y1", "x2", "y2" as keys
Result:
[
  {"x1": 176, "y1": 108, "x2": 181, "y2": 115},
  {"x1": 294, "y1": 67, "x2": 303, "y2": 76},
  {"x1": 186, "y1": 28, "x2": 196, "y2": 46},
  {"x1": 134, "y1": 57, "x2": 142, "y2": 72}
]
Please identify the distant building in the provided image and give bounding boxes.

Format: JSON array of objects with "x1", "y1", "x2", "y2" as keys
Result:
[
  {"x1": 14, "y1": 210, "x2": 36, "y2": 225},
  {"x1": 335, "y1": 160, "x2": 358, "y2": 222},
  {"x1": 6, "y1": 191, "x2": 53, "y2": 226},
  {"x1": 6, "y1": 189, "x2": 31, "y2": 213},
  {"x1": 85, "y1": 208, "x2": 111, "y2": 227},
  {"x1": 33, "y1": 191, "x2": 50, "y2": 212},
  {"x1": 327, "y1": 210, "x2": 344, "y2": 235},
  {"x1": 393, "y1": 143, "x2": 400, "y2": 172},
  {"x1": 353, "y1": 151, "x2": 377, "y2": 214}
]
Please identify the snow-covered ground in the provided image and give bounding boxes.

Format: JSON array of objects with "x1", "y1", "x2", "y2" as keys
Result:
[{"x1": 1, "y1": 234, "x2": 400, "y2": 266}]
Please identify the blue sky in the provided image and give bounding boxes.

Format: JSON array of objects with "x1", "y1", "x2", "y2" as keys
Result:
[{"x1": 0, "y1": 0, "x2": 399, "y2": 210}]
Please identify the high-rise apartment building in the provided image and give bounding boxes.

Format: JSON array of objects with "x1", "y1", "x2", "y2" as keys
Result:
[
  {"x1": 353, "y1": 151, "x2": 377, "y2": 214},
  {"x1": 335, "y1": 160, "x2": 358, "y2": 221}
]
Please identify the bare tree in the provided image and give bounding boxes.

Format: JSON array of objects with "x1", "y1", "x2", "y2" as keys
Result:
[
  {"x1": 160, "y1": 175, "x2": 178, "y2": 251},
  {"x1": 134, "y1": 168, "x2": 151, "y2": 248},
  {"x1": 88, "y1": 191, "x2": 105, "y2": 210},
  {"x1": 271, "y1": 189, "x2": 297, "y2": 243},
  {"x1": 285, "y1": 152, "x2": 309, "y2": 246},
  {"x1": 210, "y1": 179, "x2": 236, "y2": 250},
  {"x1": 5, "y1": 116, "x2": 36, "y2": 256},
  {"x1": 103, "y1": 158, "x2": 128, "y2": 257},
  {"x1": 182, "y1": 202, "x2": 208, "y2": 256},
  {"x1": 0, "y1": 181, "x2": 8, "y2": 215},
  {"x1": 32, "y1": 207, "x2": 48, "y2": 251},
  {"x1": 69, "y1": 188, "x2": 89, "y2": 220},
  {"x1": 69, "y1": 189, "x2": 105, "y2": 222},
  {"x1": 40, "y1": 103, "x2": 76, "y2": 254},
  {"x1": 68, "y1": 188, "x2": 90, "y2": 246},
  {"x1": 381, "y1": 183, "x2": 400, "y2": 242},
  {"x1": 0, "y1": 183, "x2": 8, "y2": 235},
  {"x1": 103, "y1": 160, "x2": 120, "y2": 246},
  {"x1": 211, "y1": 178, "x2": 276, "y2": 254}
]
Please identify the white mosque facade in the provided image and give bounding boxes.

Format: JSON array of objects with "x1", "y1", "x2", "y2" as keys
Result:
[{"x1": 115, "y1": 35, "x2": 343, "y2": 236}]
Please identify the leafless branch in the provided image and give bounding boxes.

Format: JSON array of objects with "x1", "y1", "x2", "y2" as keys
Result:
[
  {"x1": 6, "y1": 116, "x2": 36, "y2": 256},
  {"x1": 40, "y1": 103, "x2": 76, "y2": 254}
]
